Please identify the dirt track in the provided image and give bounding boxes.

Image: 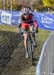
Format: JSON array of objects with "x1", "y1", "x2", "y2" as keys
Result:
[{"x1": 0, "y1": 31, "x2": 41, "y2": 75}]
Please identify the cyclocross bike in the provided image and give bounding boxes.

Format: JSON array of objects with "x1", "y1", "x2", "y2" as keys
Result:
[{"x1": 19, "y1": 30, "x2": 37, "y2": 65}]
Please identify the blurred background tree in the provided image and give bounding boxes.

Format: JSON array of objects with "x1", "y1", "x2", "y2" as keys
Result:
[
  {"x1": 0, "y1": 0, "x2": 2, "y2": 9},
  {"x1": 0, "y1": 0, "x2": 54, "y2": 11},
  {"x1": 42, "y1": 0, "x2": 54, "y2": 7}
]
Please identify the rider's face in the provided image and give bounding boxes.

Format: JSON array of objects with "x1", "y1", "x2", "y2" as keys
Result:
[{"x1": 24, "y1": 14, "x2": 29, "y2": 19}]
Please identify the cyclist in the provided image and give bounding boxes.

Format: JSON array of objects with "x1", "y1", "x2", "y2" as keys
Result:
[{"x1": 19, "y1": 6, "x2": 38, "y2": 58}]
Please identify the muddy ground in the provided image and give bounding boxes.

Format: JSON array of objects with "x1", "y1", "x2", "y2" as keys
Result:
[{"x1": 0, "y1": 30, "x2": 45, "y2": 75}]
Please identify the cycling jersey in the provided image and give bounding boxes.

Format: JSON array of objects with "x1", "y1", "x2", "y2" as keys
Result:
[
  {"x1": 21, "y1": 13, "x2": 33, "y2": 24},
  {"x1": 21, "y1": 13, "x2": 34, "y2": 29}
]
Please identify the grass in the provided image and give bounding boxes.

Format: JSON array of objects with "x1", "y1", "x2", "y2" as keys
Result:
[
  {"x1": 0, "y1": 25, "x2": 18, "y2": 32},
  {"x1": 0, "y1": 25, "x2": 51, "y2": 75}
]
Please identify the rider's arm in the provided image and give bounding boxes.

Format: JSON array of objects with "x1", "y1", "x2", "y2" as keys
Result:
[
  {"x1": 18, "y1": 14, "x2": 22, "y2": 28},
  {"x1": 34, "y1": 20, "x2": 38, "y2": 33}
]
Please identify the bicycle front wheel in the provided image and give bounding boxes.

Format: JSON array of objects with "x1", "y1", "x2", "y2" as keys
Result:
[{"x1": 28, "y1": 39, "x2": 34, "y2": 65}]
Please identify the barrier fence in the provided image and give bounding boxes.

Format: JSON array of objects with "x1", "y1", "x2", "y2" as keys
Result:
[
  {"x1": 0, "y1": 10, "x2": 54, "y2": 30},
  {"x1": 36, "y1": 31, "x2": 54, "y2": 75}
]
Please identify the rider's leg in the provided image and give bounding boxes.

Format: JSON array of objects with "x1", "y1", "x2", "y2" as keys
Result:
[
  {"x1": 29, "y1": 25, "x2": 37, "y2": 47},
  {"x1": 23, "y1": 33, "x2": 28, "y2": 49},
  {"x1": 21, "y1": 22, "x2": 29, "y2": 58},
  {"x1": 34, "y1": 25, "x2": 38, "y2": 46},
  {"x1": 23, "y1": 32, "x2": 29, "y2": 58},
  {"x1": 29, "y1": 25, "x2": 34, "y2": 39}
]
